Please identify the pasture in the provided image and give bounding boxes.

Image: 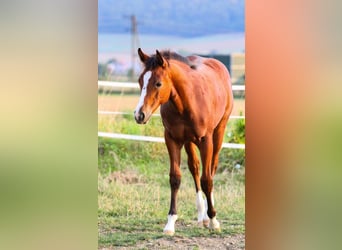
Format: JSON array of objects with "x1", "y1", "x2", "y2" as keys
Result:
[
  {"x1": 98, "y1": 93, "x2": 245, "y2": 249},
  {"x1": 98, "y1": 94, "x2": 245, "y2": 117}
]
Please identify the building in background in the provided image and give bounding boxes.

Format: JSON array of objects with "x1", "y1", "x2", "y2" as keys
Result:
[{"x1": 200, "y1": 53, "x2": 245, "y2": 85}]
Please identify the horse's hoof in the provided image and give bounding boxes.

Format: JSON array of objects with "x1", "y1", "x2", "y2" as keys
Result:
[
  {"x1": 209, "y1": 218, "x2": 220, "y2": 232},
  {"x1": 203, "y1": 219, "x2": 210, "y2": 228},
  {"x1": 163, "y1": 230, "x2": 175, "y2": 236},
  {"x1": 209, "y1": 226, "x2": 221, "y2": 233}
]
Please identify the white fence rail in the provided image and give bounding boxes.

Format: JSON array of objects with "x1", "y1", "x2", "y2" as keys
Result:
[
  {"x1": 98, "y1": 132, "x2": 245, "y2": 149},
  {"x1": 98, "y1": 81, "x2": 245, "y2": 150},
  {"x1": 98, "y1": 81, "x2": 245, "y2": 91},
  {"x1": 98, "y1": 111, "x2": 245, "y2": 119}
]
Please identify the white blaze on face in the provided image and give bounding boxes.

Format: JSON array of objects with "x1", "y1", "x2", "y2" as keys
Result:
[{"x1": 134, "y1": 71, "x2": 152, "y2": 120}]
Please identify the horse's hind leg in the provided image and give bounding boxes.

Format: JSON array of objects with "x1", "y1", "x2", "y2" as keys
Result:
[
  {"x1": 203, "y1": 114, "x2": 230, "y2": 231},
  {"x1": 211, "y1": 114, "x2": 229, "y2": 176},
  {"x1": 185, "y1": 142, "x2": 209, "y2": 227},
  {"x1": 199, "y1": 134, "x2": 221, "y2": 231}
]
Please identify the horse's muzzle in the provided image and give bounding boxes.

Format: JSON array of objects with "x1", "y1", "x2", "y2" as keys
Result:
[{"x1": 134, "y1": 111, "x2": 146, "y2": 124}]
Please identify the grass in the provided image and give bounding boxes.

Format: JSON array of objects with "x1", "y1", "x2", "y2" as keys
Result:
[
  {"x1": 98, "y1": 114, "x2": 165, "y2": 138},
  {"x1": 98, "y1": 93, "x2": 245, "y2": 248},
  {"x1": 98, "y1": 137, "x2": 245, "y2": 248},
  {"x1": 98, "y1": 110, "x2": 245, "y2": 175},
  {"x1": 98, "y1": 112, "x2": 242, "y2": 143},
  {"x1": 98, "y1": 167, "x2": 245, "y2": 247}
]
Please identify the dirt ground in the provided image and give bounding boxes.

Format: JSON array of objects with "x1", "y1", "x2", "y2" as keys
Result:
[{"x1": 100, "y1": 234, "x2": 245, "y2": 250}]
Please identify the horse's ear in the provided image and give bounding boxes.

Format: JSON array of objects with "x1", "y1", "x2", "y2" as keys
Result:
[
  {"x1": 156, "y1": 50, "x2": 166, "y2": 68},
  {"x1": 138, "y1": 48, "x2": 149, "y2": 63}
]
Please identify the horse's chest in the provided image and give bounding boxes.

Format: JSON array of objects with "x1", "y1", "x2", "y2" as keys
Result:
[{"x1": 161, "y1": 115, "x2": 204, "y2": 143}]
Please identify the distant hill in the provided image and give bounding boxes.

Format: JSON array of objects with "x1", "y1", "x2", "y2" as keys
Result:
[
  {"x1": 98, "y1": 33, "x2": 245, "y2": 65},
  {"x1": 98, "y1": 0, "x2": 245, "y2": 37}
]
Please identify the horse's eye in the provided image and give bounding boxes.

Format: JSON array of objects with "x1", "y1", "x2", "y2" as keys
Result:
[{"x1": 155, "y1": 82, "x2": 162, "y2": 88}]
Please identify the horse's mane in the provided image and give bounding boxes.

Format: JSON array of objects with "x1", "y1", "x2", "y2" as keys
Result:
[{"x1": 145, "y1": 50, "x2": 196, "y2": 69}]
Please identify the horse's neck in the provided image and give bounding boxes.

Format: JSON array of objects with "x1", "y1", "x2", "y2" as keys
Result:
[{"x1": 169, "y1": 63, "x2": 192, "y2": 115}]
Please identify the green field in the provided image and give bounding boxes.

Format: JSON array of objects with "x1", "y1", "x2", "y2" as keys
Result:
[
  {"x1": 98, "y1": 94, "x2": 245, "y2": 249},
  {"x1": 98, "y1": 94, "x2": 245, "y2": 117}
]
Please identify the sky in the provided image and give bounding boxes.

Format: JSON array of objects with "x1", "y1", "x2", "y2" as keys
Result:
[{"x1": 98, "y1": 0, "x2": 245, "y2": 37}]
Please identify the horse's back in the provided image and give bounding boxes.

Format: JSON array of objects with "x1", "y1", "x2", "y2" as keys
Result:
[
  {"x1": 188, "y1": 55, "x2": 231, "y2": 90},
  {"x1": 205, "y1": 57, "x2": 233, "y2": 113},
  {"x1": 193, "y1": 56, "x2": 233, "y2": 117}
]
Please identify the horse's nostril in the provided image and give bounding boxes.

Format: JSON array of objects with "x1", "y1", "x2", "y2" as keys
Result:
[{"x1": 139, "y1": 112, "x2": 145, "y2": 122}]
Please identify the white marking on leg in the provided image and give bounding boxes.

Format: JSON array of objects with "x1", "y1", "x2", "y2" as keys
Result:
[
  {"x1": 208, "y1": 192, "x2": 220, "y2": 231},
  {"x1": 211, "y1": 191, "x2": 214, "y2": 207},
  {"x1": 209, "y1": 216, "x2": 220, "y2": 230},
  {"x1": 203, "y1": 197, "x2": 210, "y2": 222},
  {"x1": 134, "y1": 71, "x2": 151, "y2": 120},
  {"x1": 163, "y1": 214, "x2": 178, "y2": 235},
  {"x1": 196, "y1": 191, "x2": 205, "y2": 224}
]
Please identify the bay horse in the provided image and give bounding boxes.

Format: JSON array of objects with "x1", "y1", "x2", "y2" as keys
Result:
[{"x1": 134, "y1": 48, "x2": 233, "y2": 235}]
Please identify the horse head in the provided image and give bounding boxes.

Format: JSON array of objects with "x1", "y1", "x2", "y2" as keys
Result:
[{"x1": 134, "y1": 48, "x2": 173, "y2": 124}]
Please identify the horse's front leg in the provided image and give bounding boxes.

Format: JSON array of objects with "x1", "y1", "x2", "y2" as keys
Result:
[
  {"x1": 163, "y1": 131, "x2": 183, "y2": 236},
  {"x1": 184, "y1": 142, "x2": 210, "y2": 227}
]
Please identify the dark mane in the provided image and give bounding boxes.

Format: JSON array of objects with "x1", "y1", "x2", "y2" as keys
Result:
[{"x1": 145, "y1": 50, "x2": 196, "y2": 69}]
